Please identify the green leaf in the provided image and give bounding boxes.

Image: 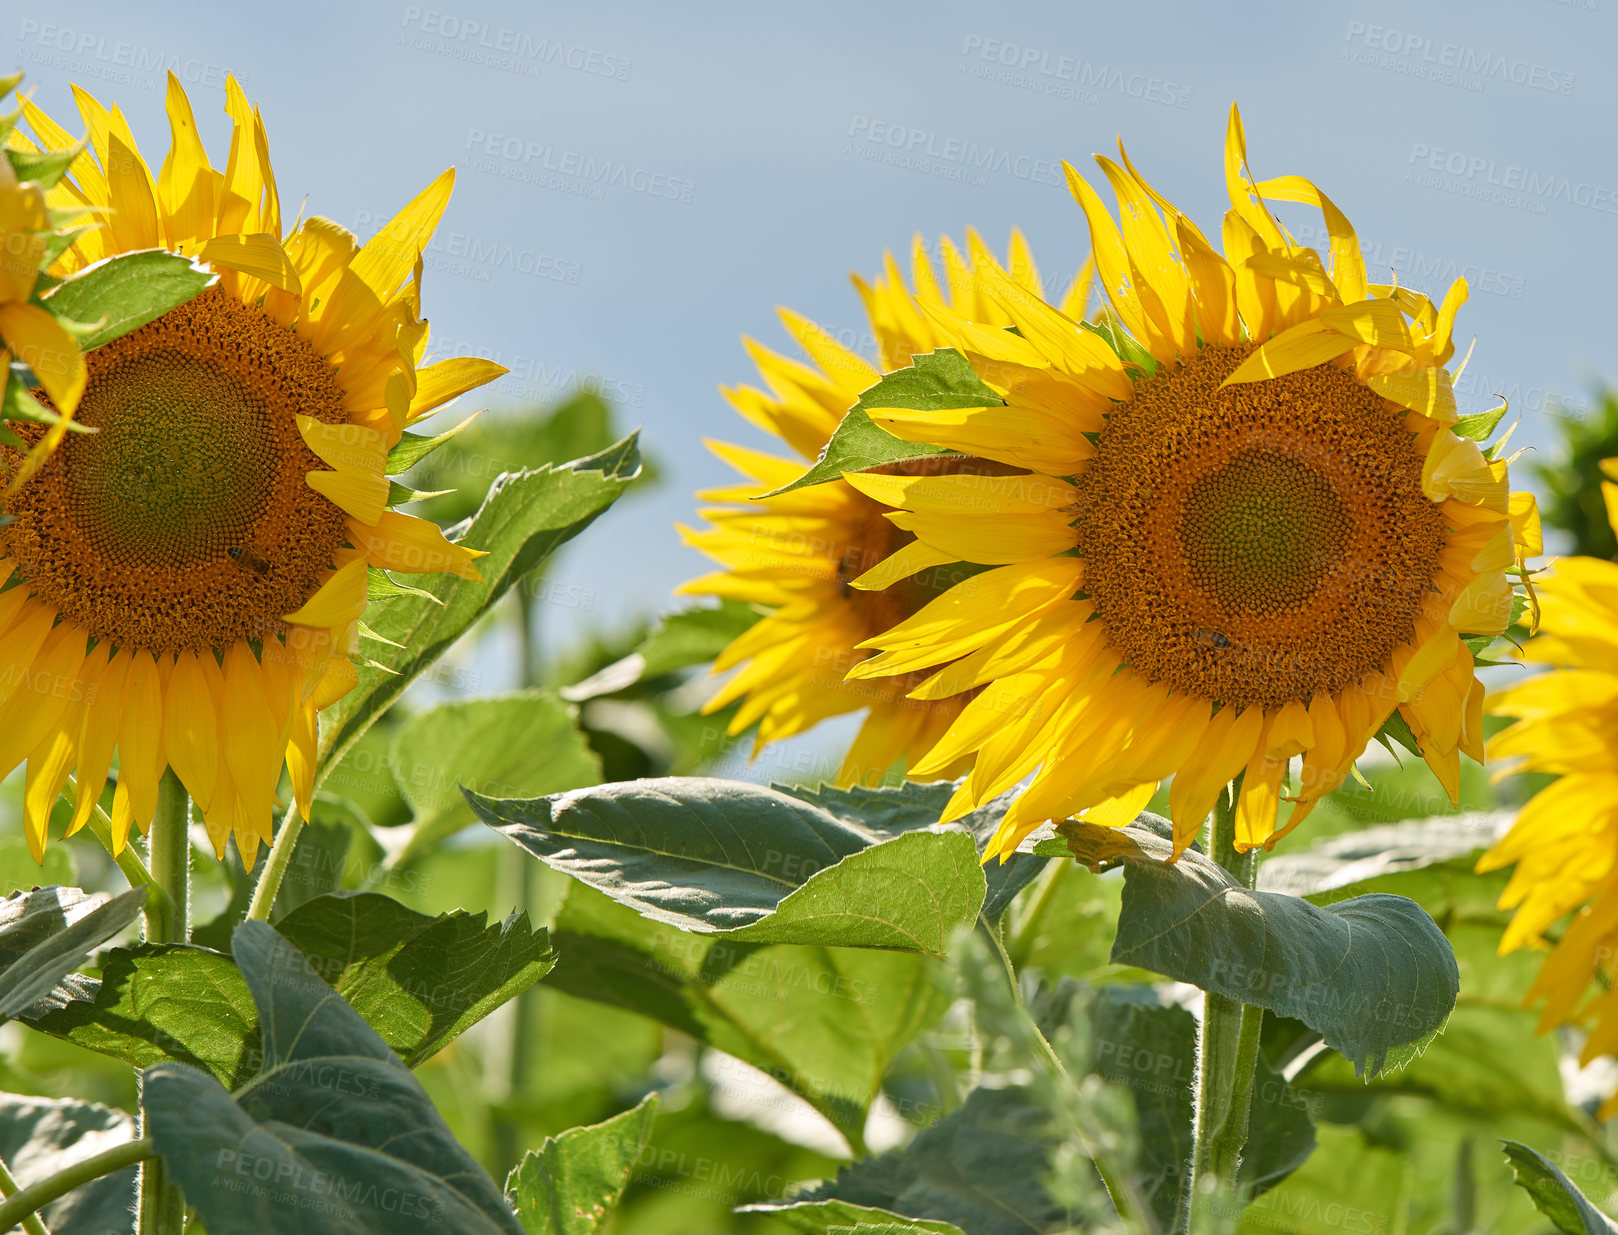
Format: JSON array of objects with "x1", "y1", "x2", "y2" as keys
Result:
[
  {"x1": 765, "y1": 349, "x2": 998, "y2": 496},
  {"x1": 505, "y1": 1093, "x2": 658, "y2": 1234},
  {"x1": 1089, "y1": 987, "x2": 1315, "y2": 1226},
  {"x1": 785, "y1": 781, "x2": 1048, "y2": 922},
  {"x1": 275, "y1": 890, "x2": 556, "y2": 1067},
  {"x1": 388, "y1": 691, "x2": 602, "y2": 864},
  {"x1": 144, "y1": 922, "x2": 524, "y2": 1234},
  {"x1": 316, "y1": 434, "x2": 641, "y2": 773},
  {"x1": 467, "y1": 777, "x2": 983, "y2": 954},
  {"x1": 0, "y1": 885, "x2": 145, "y2": 1019},
  {"x1": 747, "y1": 1087, "x2": 1076, "y2": 1235},
  {"x1": 564, "y1": 601, "x2": 761, "y2": 700},
  {"x1": 29, "y1": 894, "x2": 553, "y2": 1080},
  {"x1": 26, "y1": 943, "x2": 260, "y2": 1086},
  {"x1": 548, "y1": 883, "x2": 952, "y2": 1148},
  {"x1": 41, "y1": 249, "x2": 215, "y2": 351},
  {"x1": 753, "y1": 1200, "x2": 964, "y2": 1234},
  {"x1": 1502, "y1": 1142, "x2": 1618, "y2": 1234},
  {"x1": 1454, "y1": 401, "x2": 1511, "y2": 443},
  {"x1": 1047, "y1": 815, "x2": 1459, "y2": 1077},
  {"x1": 0, "y1": 1091, "x2": 138, "y2": 1234},
  {"x1": 7, "y1": 144, "x2": 80, "y2": 189}
]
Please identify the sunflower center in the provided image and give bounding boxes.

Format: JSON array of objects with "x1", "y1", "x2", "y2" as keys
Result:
[
  {"x1": 1075, "y1": 344, "x2": 1449, "y2": 711},
  {"x1": 1180, "y1": 451, "x2": 1351, "y2": 615},
  {"x1": 2, "y1": 288, "x2": 352, "y2": 654}
]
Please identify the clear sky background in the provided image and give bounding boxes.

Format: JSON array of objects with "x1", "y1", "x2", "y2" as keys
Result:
[{"x1": 9, "y1": 0, "x2": 1616, "y2": 766}]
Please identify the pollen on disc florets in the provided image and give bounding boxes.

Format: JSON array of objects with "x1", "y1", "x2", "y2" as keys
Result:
[
  {"x1": 1, "y1": 287, "x2": 353, "y2": 654},
  {"x1": 1074, "y1": 343, "x2": 1449, "y2": 711}
]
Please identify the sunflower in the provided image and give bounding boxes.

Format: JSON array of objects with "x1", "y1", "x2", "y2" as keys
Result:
[
  {"x1": 678, "y1": 232, "x2": 1090, "y2": 785},
  {"x1": 837, "y1": 105, "x2": 1538, "y2": 860},
  {"x1": 1478, "y1": 461, "x2": 1618, "y2": 1117},
  {"x1": 0, "y1": 73, "x2": 504, "y2": 864}
]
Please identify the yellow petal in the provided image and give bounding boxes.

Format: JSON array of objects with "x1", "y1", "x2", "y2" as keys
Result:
[
  {"x1": 350, "y1": 511, "x2": 485, "y2": 581},
  {"x1": 0, "y1": 303, "x2": 86, "y2": 414},
  {"x1": 198, "y1": 233, "x2": 301, "y2": 292},
  {"x1": 284, "y1": 557, "x2": 369, "y2": 626}
]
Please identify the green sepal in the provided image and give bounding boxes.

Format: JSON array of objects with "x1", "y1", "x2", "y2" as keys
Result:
[{"x1": 386, "y1": 411, "x2": 482, "y2": 475}]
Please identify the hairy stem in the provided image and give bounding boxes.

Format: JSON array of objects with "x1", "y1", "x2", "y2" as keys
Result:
[
  {"x1": 1182, "y1": 777, "x2": 1264, "y2": 1235},
  {"x1": 0, "y1": 1138, "x2": 154, "y2": 1234},
  {"x1": 143, "y1": 771, "x2": 190, "y2": 945},
  {"x1": 244, "y1": 800, "x2": 304, "y2": 922}
]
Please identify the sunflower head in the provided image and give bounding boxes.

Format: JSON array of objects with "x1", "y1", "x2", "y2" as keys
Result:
[
  {"x1": 1476, "y1": 457, "x2": 1618, "y2": 1117},
  {"x1": 0, "y1": 73, "x2": 505, "y2": 864},
  {"x1": 835, "y1": 104, "x2": 1539, "y2": 861},
  {"x1": 677, "y1": 230, "x2": 1091, "y2": 787}
]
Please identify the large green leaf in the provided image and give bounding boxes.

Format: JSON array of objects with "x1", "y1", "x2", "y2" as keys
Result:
[
  {"x1": 765, "y1": 350, "x2": 993, "y2": 495},
  {"x1": 0, "y1": 885, "x2": 146, "y2": 1019},
  {"x1": 317, "y1": 435, "x2": 641, "y2": 773},
  {"x1": 27, "y1": 943, "x2": 261, "y2": 1087},
  {"x1": 275, "y1": 891, "x2": 556, "y2": 1067},
  {"x1": 1501, "y1": 1141, "x2": 1618, "y2": 1234},
  {"x1": 505, "y1": 1093, "x2": 658, "y2": 1234},
  {"x1": 747, "y1": 1087, "x2": 1078, "y2": 1235},
  {"x1": 1287, "y1": 857, "x2": 1585, "y2": 1137},
  {"x1": 386, "y1": 692, "x2": 602, "y2": 864},
  {"x1": 1041, "y1": 816, "x2": 1458, "y2": 1077},
  {"x1": 28, "y1": 893, "x2": 552, "y2": 1080},
  {"x1": 547, "y1": 883, "x2": 952, "y2": 1148},
  {"x1": 468, "y1": 777, "x2": 983, "y2": 954},
  {"x1": 143, "y1": 922, "x2": 523, "y2": 1235},
  {"x1": 0, "y1": 1092, "x2": 138, "y2": 1235},
  {"x1": 42, "y1": 249, "x2": 215, "y2": 350},
  {"x1": 1089, "y1": 987, "x2": 1315, "y2": 1227}
]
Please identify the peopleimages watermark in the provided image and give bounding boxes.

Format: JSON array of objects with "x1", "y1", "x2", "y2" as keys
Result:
[
  {"x1": 351, "y1": 209, "x2": 583, "y2": 288},
  {"x1": 398, "y1": 7, "x2": 630, "y2": 81},
  {"x1": 16, "y1": 20, "x2": 241, "y2": 92},
  {"x1": 845, "y1": 116, "x2": 1062, "y2": 189},
  {"x1": 1405, "y1": 143, "x2": 1618, "y2": 216},
  {"x1": 1342, "y1": 21, "x2": 1576, "y2": 94},
  {"x1": 427, "y1": 333, "x2": 648, "y2": 410},
  {"x1": 464, "y1": 128, "x2": 696, "y2": 204},
  {"x1": 957, "y1": 34, "x2": 1191, "y2": 108}
]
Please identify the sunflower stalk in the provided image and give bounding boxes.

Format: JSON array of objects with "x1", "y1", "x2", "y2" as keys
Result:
[
  {"x1": 1182, "y1": 778, "x2": 1263, "y2": 1234},
  {"x1": 138, "y1": 770, "x2": 191, "y2": 1235}
]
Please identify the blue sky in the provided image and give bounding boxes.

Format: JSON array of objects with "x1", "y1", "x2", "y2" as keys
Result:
[{"x1": 11, "y1": 0, "x2": 1616, "y2": 706}]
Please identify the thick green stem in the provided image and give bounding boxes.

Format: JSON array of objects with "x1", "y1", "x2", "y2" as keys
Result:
[
  {"x1": 1183, "y1": 778, "x2": 1264, "y2": 1235},
  {"x1": 0, "y1": 1138, "x2": 153, "y2": 1233},
  {"x1": 142, "y1": 771, "x2": 190, "y2": 944},
  {"x1": 0, "y1": 1151, "x2": 50, "y2": 1235},
  {"x1": 138, "y1": 772, "x2": 189, "y2": 1235},
  {"x1": 244, "y1": 801, "x2": 304, "y2": 922}
]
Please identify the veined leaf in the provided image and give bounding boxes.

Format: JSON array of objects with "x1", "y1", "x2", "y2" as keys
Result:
[
  {"x1": 317, "y1": 434, "x2": 641, "y2": 774},
  {"x1": 144, "y1": 922, "x2": 523, "y2": 1234},
  {"x1": 547, "y1": 883, "x2": 953, "y2": 1149},
  {"x1": 1502, "y1": 1141, "x2": 1618, "y2": 1234},
  {"x1": 1039, "y1": 815, "x2": 1459, "y2": 1077},
  {"x1": 42, "y1": 249, "x2": 215, "y2": 351},
  {"x1": 764, "y1": 350, "x2": 997, "y2": 496},
  {"x1": 467, "y1": 777, "x2": 984, "y2": 954},
  {"x1": 505, "y1": 1093, "x2": 658, "y2": 1234}
]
